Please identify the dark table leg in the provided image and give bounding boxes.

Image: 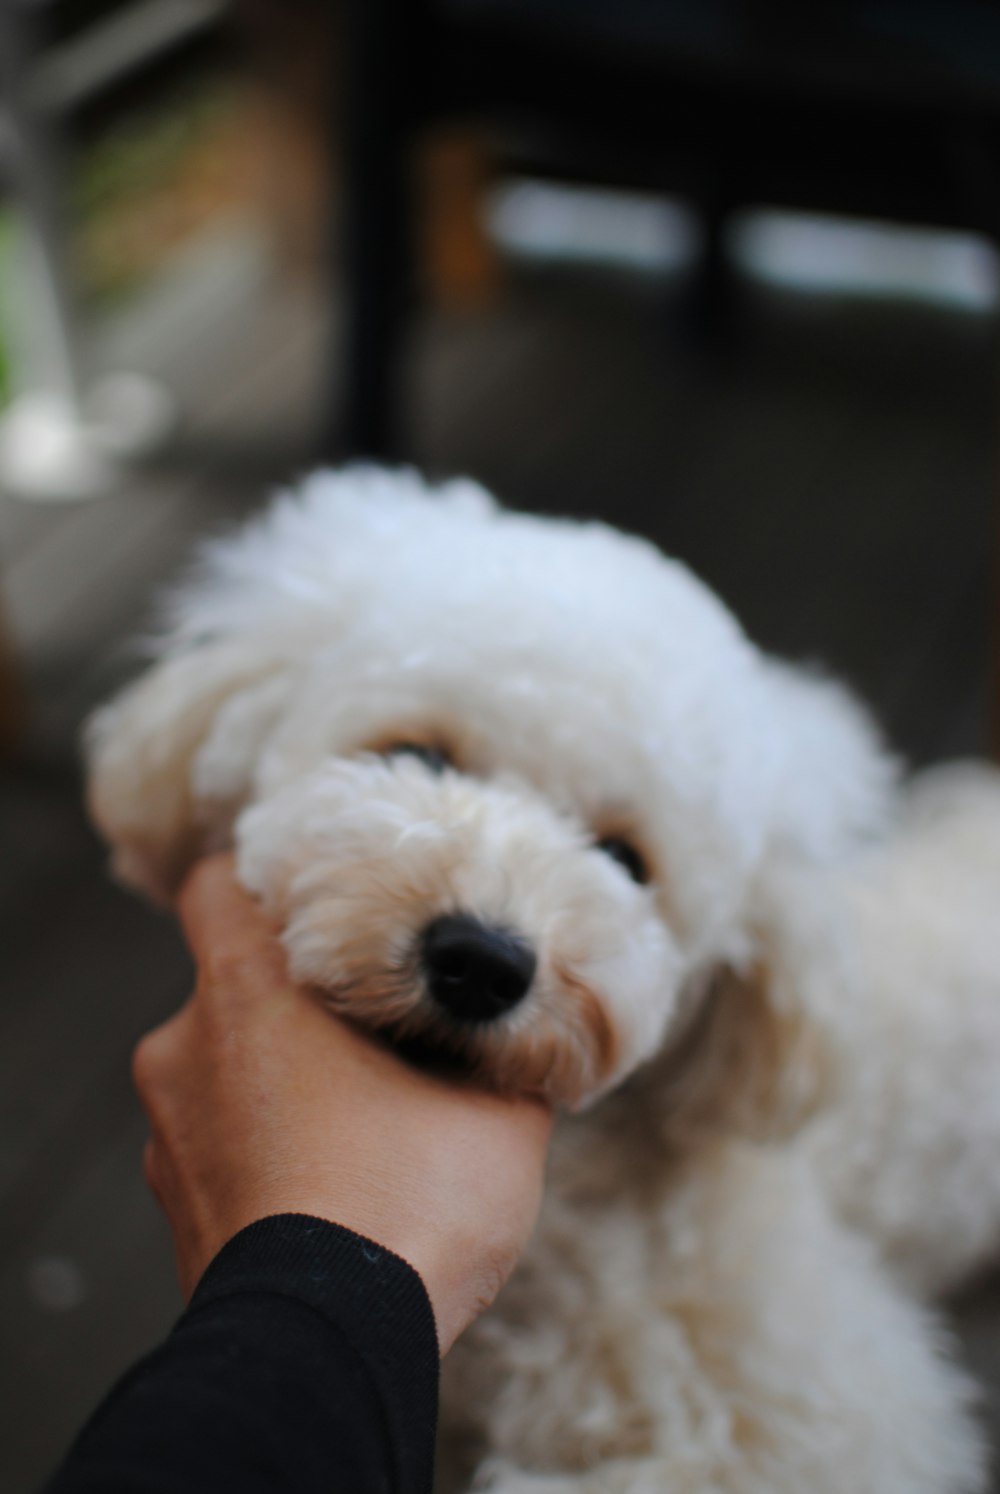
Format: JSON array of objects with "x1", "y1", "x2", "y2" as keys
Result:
[{"x1": 330, "y1": 0, "x2": 417, "y2": 461}]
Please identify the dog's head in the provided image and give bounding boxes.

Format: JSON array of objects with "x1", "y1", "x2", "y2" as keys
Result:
[{"x1": 88, "y1": 470, "x2": 893, "y2": 1119}]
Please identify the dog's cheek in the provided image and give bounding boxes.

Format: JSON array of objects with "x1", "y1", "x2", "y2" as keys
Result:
[{"x1": 566, "y1": 914, "x2": 683, "y2": 1103}]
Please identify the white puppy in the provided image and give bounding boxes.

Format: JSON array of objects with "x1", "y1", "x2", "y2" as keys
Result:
[{"x1": 87, "y1": 467, "x2": 1000, "y2": 1493}]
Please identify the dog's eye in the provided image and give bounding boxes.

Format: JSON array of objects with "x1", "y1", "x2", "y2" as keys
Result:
[
  {"x1": 595, "y1": 836, "x2": 649, "y2": 885},
  {"x1": 383, "y1": 742, "x2": 452, "y2": 774}
]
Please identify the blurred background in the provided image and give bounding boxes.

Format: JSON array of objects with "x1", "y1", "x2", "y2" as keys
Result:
[{"x1": 3, "y1": 1, "x2": 1000, "y2": 1487}]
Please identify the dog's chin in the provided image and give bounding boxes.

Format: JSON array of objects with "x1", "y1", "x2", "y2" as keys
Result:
[
  {"x1": 323, "y1": 984, "x2": 621, "y2": 1109},
  {"x1": 376, "y1": 1021, "x2": 487, "y2": 1084}
]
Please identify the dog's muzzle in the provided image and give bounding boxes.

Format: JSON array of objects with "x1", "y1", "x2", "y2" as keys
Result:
[{"x1": 420, "y1": 913, "x2": 536, "y2": 1023}]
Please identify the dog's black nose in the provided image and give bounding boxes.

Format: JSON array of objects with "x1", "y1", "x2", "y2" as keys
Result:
[{"x1": 420, "y1": 914, "x2": 536, "y2": 1023}]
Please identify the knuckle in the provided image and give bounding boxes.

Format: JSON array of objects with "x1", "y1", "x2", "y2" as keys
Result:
[
  {"x1": 141, "y1": 1137, "x2": 157, "y2": 1184},
  {"x1": 142, "y1": 1139, "x2": 164, "y2": 1204},
  {"x1": 130, "y1": 1033, "x2": 155, "y2": 1093},
  {"x1": 131, "y1": 1025, "x2": 171, "y2": 1098}
]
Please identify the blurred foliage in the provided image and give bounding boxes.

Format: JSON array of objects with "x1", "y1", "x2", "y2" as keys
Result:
[
  {"x1": 0, "y1": 208, "x2": 13, "y2": 408},
  {"x1": 73, "y1": 75, "x2": 254, "y2": 303},
  {"x1": 0, "y1": 78, "x2": 255, "y2": 404}
]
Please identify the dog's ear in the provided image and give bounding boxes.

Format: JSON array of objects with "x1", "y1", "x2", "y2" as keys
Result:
[
  {"x1": 654, "y1": 844, "x2": 855, "y2": 1143},
  {"x1": 655, "y1": 954, "x2": 832, "y2": 1143},
  {"x1": 760, "y1": 658, "x2": 897, "y2": 864},
  {"x1": 86, "y1": 644, "x2": 287, "y2": 902},
  {"x1": 647, "y1": 661, "x2": 893, "y2": 1142}
]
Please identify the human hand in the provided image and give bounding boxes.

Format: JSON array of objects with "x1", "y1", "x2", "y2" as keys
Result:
[{"x1": 133, "y1": 854, "x2": 552, "y2": 1352}]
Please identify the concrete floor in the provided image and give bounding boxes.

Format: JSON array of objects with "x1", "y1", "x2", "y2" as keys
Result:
[{"x1": 2, "y1": 223, "x2": 1000, "y2": 1489}]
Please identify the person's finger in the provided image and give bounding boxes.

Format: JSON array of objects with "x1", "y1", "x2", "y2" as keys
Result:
[
  {"x1": 131, "y1": 1023, "x2": 171, "y2": 1108},
  {"x1": 142, "y1": 1137, "x2": 165, "y2": 1208},
  {"x1": 176, "y1": 853, "x2": 290, "y2": 998},
  {"x1": 131, "y1": 1005, "x2": 192, "y2": 1102}
]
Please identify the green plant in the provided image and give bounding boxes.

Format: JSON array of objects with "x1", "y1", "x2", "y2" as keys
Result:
[{"x1": 0, "y1": 204, "x2": 14, "y2": 407}]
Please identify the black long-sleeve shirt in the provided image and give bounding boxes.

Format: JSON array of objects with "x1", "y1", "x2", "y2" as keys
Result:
[{"x1": 44, "y1": 1214, "x2": 440, "y2": 1494}]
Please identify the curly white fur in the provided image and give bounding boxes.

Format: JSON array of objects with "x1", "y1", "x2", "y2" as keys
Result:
[{"x1": 87, "y1": 467, "x2": 1000, "y2": 1492}]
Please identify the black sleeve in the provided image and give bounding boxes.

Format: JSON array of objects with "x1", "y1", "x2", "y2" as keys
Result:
[{"x1": 43, "y1": 1214, "x2": 440, "y2": 1494}]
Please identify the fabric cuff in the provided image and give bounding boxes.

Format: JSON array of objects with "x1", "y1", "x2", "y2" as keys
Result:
[{"x1": 187, "y1": 1214, "x2": 440, "y2": 1494}]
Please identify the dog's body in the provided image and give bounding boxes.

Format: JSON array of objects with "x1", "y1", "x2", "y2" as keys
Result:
[
  {"x1": 443, "y1": 769, "x2": 1000, "y2": 1494},
  {"x1": 88, "y1": 469, "x2": 1000, "y2": 1492}
]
